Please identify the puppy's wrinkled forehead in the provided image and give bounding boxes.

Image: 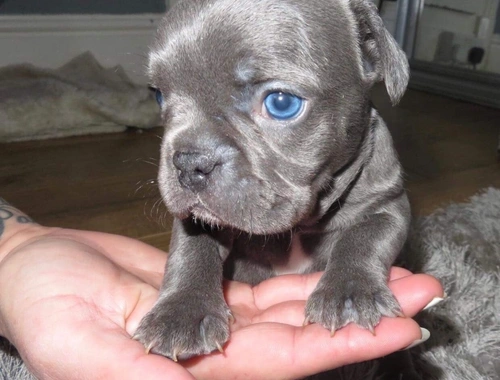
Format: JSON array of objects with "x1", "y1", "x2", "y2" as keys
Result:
[{"x1": 148, "y1": 0, "x2": 359, "y2": 96}]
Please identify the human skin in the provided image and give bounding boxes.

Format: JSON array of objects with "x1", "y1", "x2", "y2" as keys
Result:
[{"x1": 0, "y1": 198, "x2": 443, "y2": 380}]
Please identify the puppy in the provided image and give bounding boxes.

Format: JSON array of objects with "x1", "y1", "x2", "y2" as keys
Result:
[{"x1": 135, "y1": 0, "x2": 411, "y2": 361}]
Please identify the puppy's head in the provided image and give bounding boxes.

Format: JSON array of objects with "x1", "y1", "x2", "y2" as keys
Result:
[{"x1": 150, "y1": 0, "x2": 408, "y2": 234}]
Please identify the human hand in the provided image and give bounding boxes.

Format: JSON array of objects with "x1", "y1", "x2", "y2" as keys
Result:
[{"x1": 0, "y1": 215, "x2": 442, "y2": 380}]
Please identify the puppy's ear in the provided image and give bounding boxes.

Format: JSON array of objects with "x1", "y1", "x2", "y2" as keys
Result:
[{"x1": 349, "y1": 0, "x2": 409, "y2": 105}]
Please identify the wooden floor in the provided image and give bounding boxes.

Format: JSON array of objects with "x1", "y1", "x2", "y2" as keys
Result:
[{"x1": 1, "y1": 88, "x2": 499, "y2": 252}]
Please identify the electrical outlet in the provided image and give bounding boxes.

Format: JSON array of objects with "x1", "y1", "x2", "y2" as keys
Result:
[
  {"x1": 435, "y1": 31, "x2": 487, "y2": 65},
  {"x1": 453, "y1": 34, "x2": 486, "y2": 64}
]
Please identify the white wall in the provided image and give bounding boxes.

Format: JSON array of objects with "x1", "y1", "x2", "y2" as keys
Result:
[
  {"x1": 487, "y1": 35, "x2": 500, "y2": 73},
  {"x1": 0, "y1": 14, "x2": 163, "y2": 85},
  {"x1": 413, "y1": 0, "x2": 500, "y2": 72},
  {"x1": 0, "y1": 1, "x2": 173, "y2": 85}
]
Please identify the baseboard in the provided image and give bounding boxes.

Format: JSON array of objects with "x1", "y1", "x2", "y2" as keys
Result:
[
  {"x1": 409, "y1": 60, "x2": 500, "y2": 109},
  {"x1": 0, "y1": 14, "x2": 164, "y2": 84}
]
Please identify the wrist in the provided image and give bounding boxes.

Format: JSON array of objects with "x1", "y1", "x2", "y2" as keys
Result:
[
  {"x1": 0, "y1": 198, "x2": 45, "y2": 265},
  {"x1": 0, "y1": 198, "x2": 51, "y2": 338}
]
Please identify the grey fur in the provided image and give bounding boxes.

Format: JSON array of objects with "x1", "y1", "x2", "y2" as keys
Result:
[
  {"x1": 135, "y1": 0, "x2": 411, "y2": 361},
  {"x1": 3, "y1": 190, "x2": 499, "y2": 378},
  {"x1": 322, "y1": 188, "x2": 500, "y2": 379}
]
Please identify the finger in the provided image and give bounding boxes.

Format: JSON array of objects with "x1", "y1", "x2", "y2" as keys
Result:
[
  {"x1": 389, "y1": 266, "x2": 413, "y2": 280},
  {"x1": 250, "y1": 273, "x2": 442, "y2": 326},
  {"x1": 252, "y1": 272, "x2": 322, "y2": 310},
  {"x1": 125, "y1": 288, "x2": 160, "y2": 336},
  {"x1": 389, "y1": 273, "x2": 443, "y2": 316},
  {"x1": 291, "y1": 317, "x2": 423, "y2": 377},
  {"x1": 252, "y1": 267, "x2": 423, "y2": 310},
  {"x1": 186, "y1": 317, "x2": 423, "y2": 380},
  {"x1": 53, "y1": 229, "x2": 167, "y2": 287}
]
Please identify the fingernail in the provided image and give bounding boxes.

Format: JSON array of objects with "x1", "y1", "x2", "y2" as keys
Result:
[
  {"x1": 423, "y1": 296, "x2": 445, "y2": 310},
  {"x1": 403, "y1": 327, "x2": 430, "y2": 350}
]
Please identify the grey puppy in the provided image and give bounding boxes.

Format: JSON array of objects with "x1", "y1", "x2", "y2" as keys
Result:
[{"x1": 135, "y1": 0, "x2": 411, "y2": 362}]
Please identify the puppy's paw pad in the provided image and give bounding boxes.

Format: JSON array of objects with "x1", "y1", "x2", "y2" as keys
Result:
[
  {"x1": 134, "y1": 299, "x2": 230, "y2": 360},
  {"x1": 198, "y1": 314, "x2": 231, "y2": 352},
  {"x1": 305, "y1": 279, "x2": 402, "y2": 334}
]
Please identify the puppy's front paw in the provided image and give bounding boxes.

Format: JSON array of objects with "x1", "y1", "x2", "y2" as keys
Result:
[
  {"x1": 133, "y1": 295, "x2": 231, "y2": 361},
  {"x1": 304, "y1": 275, "x2": 402, "y2": 334}
]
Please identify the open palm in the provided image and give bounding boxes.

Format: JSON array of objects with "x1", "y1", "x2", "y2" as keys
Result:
[{"x1": 0, "y1": 226, "x2": 443, "y2": 380}]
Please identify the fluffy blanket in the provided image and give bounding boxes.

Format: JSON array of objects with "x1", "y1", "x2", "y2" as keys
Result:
[
  {"x1": 1, "y1": 188, "x2": 500, "y2": 379},
  {"x1": 403, "y1": 187, "x2": 500, "y2": 379},
  {"x1": 0, "y1": 52, "x2": 160, "y2": 142}
]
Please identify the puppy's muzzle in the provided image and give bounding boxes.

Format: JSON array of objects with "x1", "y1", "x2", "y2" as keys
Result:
[{"x1": 173, "y1": 151, "x2": 219, "y2": 192}]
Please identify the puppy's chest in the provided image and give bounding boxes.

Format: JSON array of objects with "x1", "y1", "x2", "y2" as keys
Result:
[
  {"x1": 273, "y1": 235, "x2": 314, "y2": 275},
  {"x1": 231, "y1": 233, "x2": 315, "y2": 276}
]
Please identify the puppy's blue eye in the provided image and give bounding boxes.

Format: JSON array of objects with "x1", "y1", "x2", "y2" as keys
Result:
[
  {"x1": 263, "y1": 92, "x2": 304, "y2": 120},
  {"x1": 155, "y1": 89, "x2": 163, "y2": 106}
]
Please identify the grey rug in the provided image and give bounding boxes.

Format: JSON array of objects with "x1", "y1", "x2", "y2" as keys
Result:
[
  {"x1": 1, "y1": 188, "x2": 500, "y2": 379},
  {"x1": 402, "y1": 187, "x2": 500, "y2": 380}
]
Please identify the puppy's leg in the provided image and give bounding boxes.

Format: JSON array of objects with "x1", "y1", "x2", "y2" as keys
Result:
[
  {"x1": 134, "y1": 218, "x2": 232, "y2": 360},
  {"x1": 305, "y1": 195, "x2": 410, "y2": 333}
]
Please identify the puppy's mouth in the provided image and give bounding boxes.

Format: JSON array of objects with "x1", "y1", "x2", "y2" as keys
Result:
[
  {"x1": 160, "y1": 167, "x2": 314, "y2": 234},
  {"x1": 180, "y1": 201, "x2": 228, "y2": 228}
]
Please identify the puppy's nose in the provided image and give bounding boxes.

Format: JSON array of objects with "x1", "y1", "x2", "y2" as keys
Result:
[{"x1": 173, "y1": 151, "x2": 217, "y2": 192}]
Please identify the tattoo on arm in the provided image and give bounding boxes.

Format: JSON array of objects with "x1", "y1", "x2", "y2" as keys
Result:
[{"x1": 0, "y1": 198, "x2": 34, "y2": 239}]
